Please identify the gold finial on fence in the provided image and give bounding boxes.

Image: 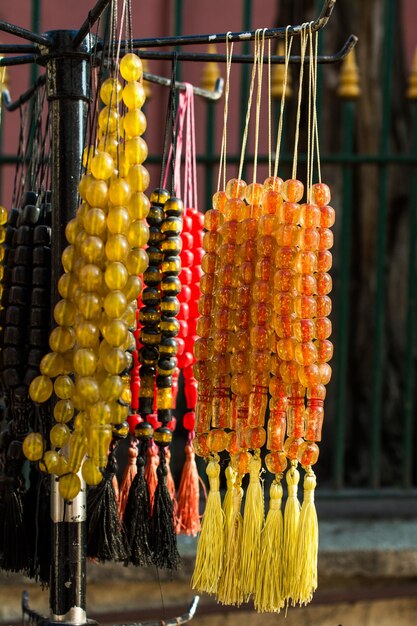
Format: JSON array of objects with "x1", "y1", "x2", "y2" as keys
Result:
[
  {"x1": 406, "y1": 48, "x2": 417, "y2": 100},
  {"x1": 338, "y1": 48, "x2": 360, "y2": 100},
  {"x1": 272, "y1": 42, "x2": 292, "y2": 100},
  {"x1": 201, "y1": 44, "x2": 221, "y2": 92}
]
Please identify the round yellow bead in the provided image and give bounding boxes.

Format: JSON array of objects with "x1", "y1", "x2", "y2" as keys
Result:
[
  {"x1": 80, "y1": 236, "x2": 104, "y2": 263},
  {"x1": 98, "y1": 107, "x2": 119, "y2": 135},
  {"x1": 123, "y1": 109, "x2": 147, "y2": 138},
  {"x1": 122, "y1": 81, "x2": 146, "y2": 109},
  {"x1": 118, "y1": 153, "x2": 130, "y2": 178},
  {"x1": 104, "y1": 261, "x2": 129, "y2": 290},
  {"x1": 100, "y1": 76, "x2": 122, "y2": 106},
  {"x1": 50, "y1": 423, "x2": 71, "y2": 448},
  {"x1": 102, "y1": 346, "x2": 127, "y2": 375},
  {"x1": 110, "y1": 402, "x2": 129, "y2": 424},
  {"x1": 127, "y1": 192, "x2": 150, "y2": 220},
  {"x1": 77, "y1": 292, "x2": 101, "y2": 320},
  {"x1": 82, "y1": 458, "x2": 103, "y2": 486},
  {"x1": 59, "y1": 473, "x2": 81, "y2": 501},
  {"x1": 121, "y1": 304, "x2": 136, "y2": 328},
  {"x1": 29, "y1": 375, "x2": 53, "y2": 403},
  {"x1": 58, "y1": 272, "x2": 79, "y2": 300},
  {"x1": 120, "y1": 53, "x2": 143, "y2": 82},
  {"x1": 109, "y1": 178, "x2": 131, "y2": 206},
  {"x1": 78, "y1": 264, "x2": 103, "y2": 292},
  {"x1": 53, "y1": 299, "x2": 76, "y2": 326},
  {"x1": 125, "y1": 248, "x2": 148, "y2": 274},
  {"x1": 127, "y1": 164, "x2": 150, "y2": 192},
  {"x1": 49, "y1": 326, "x2": 75, "y2": 353},
  {"x1": 62, "y1": 245, "x2": 76, "y2": 272},
  {"x1": 0, "y1": 205, "x2": 8, "y2": 225},
  {"x1": 76, "y1": 376, "x2": 100, "y2": 403},
  {"x1": 105, "y1": 234, "x2": 130, "y2": 261},
  {"x1": 42, "y1": 450, "x2": 60, "y2": 473},
  {"x1": 53, "y1": 399, "x2": 74, "y2": 424},
  {"x1": 98, "y1": 135, "x2": 118, "y2": 160},
  {"x1": 65, "y1": 218, "x2": 81, "y2": 244},
  {"x1": 99, "y1": 374, "x2": 123, "y2": 401},
  {"x1": 82, "y1": 145, "x2": 97, "y2": 169},
  {"x1": 83, "y1": 208, "x2": 107, "y2": 236},
  {"x1": 127, "y1": 220, "x2": 149, "y2": 248},
  {"x1": 91, "y1": 151, "x2": 115, "y2": 181},
  {"x1": 78, "y1": 173, "x2": 93, "y2": 200},
  {"x1": 23, "y1": 432, "x2": 44, "y2": 461},
  {"x1": 40, "y1": 351, "x2": 64, "y2": 378},
  {"x1": 85, "y1": 178, "x2": 108, "y2": 208},
  {"x1": 62, "y1": 351, "x2": 74, "y2": 374},
  {"x1": 74, "y1": 320, "x2": 99, "y2": 348},
  {"x1": 102, "y1": 318, "x2": 128, "y2": 347},
  {"x1": 103, "y1": 290, "x2": 127, "y2": 318},
  {"x1": 107, "y1": 206, "x2": 130, "y2": 234},
  {"x1": 73, "y1": 348, "x2": 97, "y2": 376},
  {"x1": 125, "y1": 137, "x2": 148, "y2": 165},
  {"x1": 123, "y1": 275, "x2": 142, "y2": 301},
  {"x1": 89, "y1": 401, "x2": 111, "y2": 424},
  {"x1": 54, "y1": 375, "x2": 74, "y2": 400}
]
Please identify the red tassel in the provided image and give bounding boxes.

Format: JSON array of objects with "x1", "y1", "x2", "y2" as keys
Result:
[
  {"x1": 118, "y1": 445, "x2": 137, "y2": 521},
  {"x1": 176, "y1": 440, "x2": 201, "y2": 536},
  {"x1": 145, "y1": 442, "x2": 159, "y2": 514}
]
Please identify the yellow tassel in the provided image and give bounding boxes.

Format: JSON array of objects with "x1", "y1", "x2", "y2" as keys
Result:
[
  {"x1": 216, "y1": 479, "x2": 244, "y2": 606},
  {"x1": 222, "y1": 464, "x2": 236, "y2": 538},
  {"x1": 283, "y1": 463, "x2": 301, "y2": 606},
  {"x1": 241, "y1": 452, "x2": 264, "y2": 601},
  {"x1": 294, "y1": 468, "x2": 319, "y2": 606},
  {"x1": 191, "y1": 456, "x2": 224, "y2": 594},
  {"x1": 254, "y1": 478, "x2": 284, "y2": 613}
]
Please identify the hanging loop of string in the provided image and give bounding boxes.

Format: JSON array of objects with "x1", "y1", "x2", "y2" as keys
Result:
[
  {"x1": 313, "y1": 30, "x2": 322, "y2": 184},
  {"x1": 267, "y1": 38, "x2": 272, "y2": 179},
  {"x1": 237, "y1": 28, "x2": 261, "y2": 183},
  {"x1": 291, "y1": 23, "x2": 308, "y2": 182},
  {"x1": 306, "y1": 22, "x2": 314, "y2": 203},
  {"x1": 273, "y1": 25, "x2": 293, "y2": 180},
  {"x1": 160, "y1": 55, "x2": 178, "y2": 194},
  {"x1": 217, "y1": 33, "x2": 234, "y2": 194},
  {"x1": 252, "y1": 28, "x2": 266, "y2": 186}
]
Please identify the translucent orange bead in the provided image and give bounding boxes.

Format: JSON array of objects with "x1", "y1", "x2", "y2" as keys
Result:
[
  {"x1": 273, "y1": 269, "x2": 294, "y2": 293},
  {"x1": 318, "y1": 228, "x2": 334, "y2": 250},
  {"x1": 280, "y1": 360, "x2": 299, "y2": 383},
  {"x1": 201, "y1": 252, "x2": 216, "y2": 274},
  {"x1": 225, "y1": 177, "x2": 246, "y2": 199},
  {"x1": 196, "y1": 315, "x2": 211, "y2": 338},
  {"x1": 284, "y1": 436, "x2": 303, "y2": 460},
  {"x1": 297, "y1": 227, "x2": 320, "y2": 251},
  {"x1": 212, "y1": 190, "x2": 227, "y2": 212},
  {"x1": 294, "y1": 250, "x2": 317, "y2": 274},
  {"x1": 311, "y1": 182, "x2": 331, "y2": 207},
  {"x1": 283, "y1": 178, "x2": 304, "y2": 202},
  {"x1": 120, "y1": 53, "x2": 143, "y2": 82},
  {"x1": 219, "y1": 220, "x2": 238, "y2": 244},
  {"x1": 231, "y1": 451, "x2": 252, "y2": 475},
  {"x1": 297, "y1": 364, "x2": 321, "y2": 387},
  {"x1": 252, "y1": 281, "x2": 271, "y2": 304},
  {"x1": 231, "y1": 372, "x2": 252, "y2": 396},
  {"x1": 265, "y1": 450, "x2": 287, "y2": 474},
  {"x1": 316, "y1": 273, "x2": 332, "y2": 295},
  {"x1": 264, "y1": 175, "x2": 283, "y2": 193},
  {"x1": 204, "y1": 209, "x2": 223, "y2": 231},
  {"x1": 319, "y1": 363, "x2": 332, "y2": 385},
  {"x1": 245, "y1": 182, "x2": 264, "y2": 206},
  {"x1": 275, "y1": 246, "x2": 295, "y2": 269},
  {"x1": 23, "y1": 432, "x2": 44, "y2": 461},
  {"x1": 320, "y1": 205, "x2": 335, "y2": 228},
  {"x1": 59, "y1": 473, "x2": 81, "y2": 501},
  {"x1": 224, "y1": 197, "x2": 245, "y2": 221},
  {"x1": 237, "y1": 217, "x2": 257, "y2": 244},
  {"x1": 127, "y1": 164, "x2": 150, "y2": 193},
  {"x1": 206, "y1": 428, "x2": 228, "y2": 453},
  {"x1": 127, "y1": 192, "x2": 150, "y2": 220},
  {"x1": 304, "y1": 404, "x2": 324, "y2": 441},
  {"x1": 298, "y1": 441, "x2": 320, "y2": 466},
  {"x1": 249, "y1": 326, "x2": 270, "y2": 351},
  {"x1": 316, "y1": 339, "x2": 333, "y2": 363},
  {"x1": 193, "y1": 433, "x2": 210, "y2": 457},
  {"x1": 123, "y1": 108, "x2": 147, "y2": 137},
  {"x1": 317, "y1": 250, "x2": 332, "y2": 273},
  {"x1": 279, "y1": 201, "x2": 299, "y2": 225},
  {"x1": 293, "y1": 318, "x2": 316, "y2": 342},
  {"x1": 293, "y1": 273, "x2": 317, "y2": 296},
  {"x1": 246, "y1": 426, "x2": 266, "y2": 449},
  {"x1": 294, "y1": 295, "x2": 317, "y2": 319},
  {"x1": 277, "y1": 337, "x2": 296, "y2": 361},
  {"x1": 91, "y1": 151, "x2": 114, "y2": 181},
  {"x1": 273, "y1": 314, "x2": 295, "y2": 338},
  {"x1": 125, "y1": 137, "x2": 148, "y2": 165},
  {"x1": 262, "y1": 190, "x2": 282, "y2": 215},
  {"x1": 276, "y1": 224, "x2": 296, "y2": 247},
  {"x1": 299, "y1": 203, "x2": 321, "y2": 228},
  {"x1": 212, "y1": 329, "x2": 229, "y2": 354},
  {"x1": 122, "y1": 81, "x2": 146, "y2": 109},
  {"x1": 267, "y1": 412, "x2": 286, "y2": 450}
]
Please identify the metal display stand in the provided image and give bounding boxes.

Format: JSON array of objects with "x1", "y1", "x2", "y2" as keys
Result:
[{"x1": 0, "y1": 1, "x2": 356, "y2": 625}]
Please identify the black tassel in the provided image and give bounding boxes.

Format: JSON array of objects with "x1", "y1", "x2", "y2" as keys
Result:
[
  {"x1": 124, "y1": 433, "x2": 153, "y2": 567},
  {"x1": 151, "y1": 433, "x2": 180, "y2": 571},
  {"x1": 87, "y1": 443, "x2": 129, "y2": 563},
  {"x1": 24, "y1": 470, "x2": 51, "y2": 586},
  {"x1": 0, "y1": 441, "x2": 28, "y2": 574}
]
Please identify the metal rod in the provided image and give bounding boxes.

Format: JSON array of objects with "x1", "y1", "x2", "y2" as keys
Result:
[
  {"x1": 1, "y1": 75, "x2": 46, "y2": 112},
  {"x1": 143, "y1": 72, "x2": 223, "y2": 101},
  {"x1": 72, "y1": 0, "x2": 112, "y2": 49},
  {"x1": 127, "y1": 0, "x2": 336, "y2": 48},
  {"x1": 0, "y1": 55, "x2": 40, "y2": 67},
  {"x1": 0, "y1": 44, "x2": 38, "y2": 53},
  {"x1": 134, "y1": 35, "x2": 357, "y2": 64},
  {"x1": 0, "y1": 20, "x2": 50, "y2": 46}
]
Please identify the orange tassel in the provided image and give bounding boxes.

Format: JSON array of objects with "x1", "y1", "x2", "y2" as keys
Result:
[
  {"x1": 145, "y1": 442, "x2": 159, "y2": 513},
  {"x1": 176, "y1": 440, "x2": 201, "y2": 536},
  {"x1": 118, "y1": 445, "x2": 137, "y2": 521}
]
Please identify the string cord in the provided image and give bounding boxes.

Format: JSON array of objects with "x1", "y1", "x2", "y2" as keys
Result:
[
  {"x1": 306, "y1": 23, "x2": 313, "y2": 203},
  {"x1": 313, "y1": 30, "x2": 322, "y2": 184},
  {"x1": 273, "y1": 26, "x2": 293, "y2": 179},
  {"x1": 217, "y1": 34, "x2": 233, "y2": 193},
  {"x1": 267, "y1": 38, "x2": 272, "y2": 178},
  {"x1": 291, "y1": 23, "x2": 308, "y2": 181},
  {"x1": 237, "y1": 29, "x2": 261, "y2": 183},
  {"x1": 252, "y1": 28, "x2": 266, "y2": 185}
]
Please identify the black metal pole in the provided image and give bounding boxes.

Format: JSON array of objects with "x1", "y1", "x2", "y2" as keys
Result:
[{"x1": 41, "y1": 29, "x2": 93, "y2": 625}]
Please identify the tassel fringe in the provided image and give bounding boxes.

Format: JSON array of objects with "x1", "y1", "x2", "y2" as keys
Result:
[
  {"x1": 294, "y1": 468, "x2": 318, "y2": 605},
  {"x1": 283, "y1": 464, "x2": 301, "y2": 606},
  {"x1": 176, "y1": 440, "x2": 201, "y2": 536},
  {"x1": 216, "y1": 480, "x2": 244, "y2": 606},
  {"x1": 241, "y1": 453, "x2": 264, "y2": 601}
]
